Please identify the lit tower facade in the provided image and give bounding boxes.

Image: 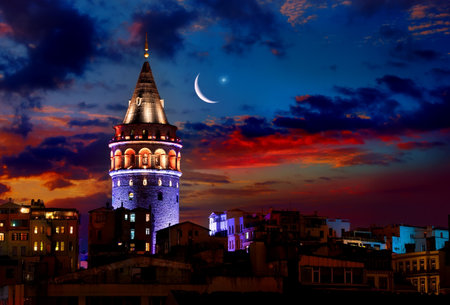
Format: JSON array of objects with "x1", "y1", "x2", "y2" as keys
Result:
[{"x1": 109, "y1": 36, "x2": 182, "y2": 252}]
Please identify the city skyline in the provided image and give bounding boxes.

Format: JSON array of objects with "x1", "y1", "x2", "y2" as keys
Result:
[{"x1": 0, "y1": 0, "x2": 449, "y2": 249}]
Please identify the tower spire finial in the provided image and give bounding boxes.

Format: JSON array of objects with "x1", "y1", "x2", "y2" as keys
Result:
[{"x1": 144, "y1": 32, "x2": 149, "y2": 59}]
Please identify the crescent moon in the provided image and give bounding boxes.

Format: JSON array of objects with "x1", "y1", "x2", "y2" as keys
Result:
[{"x1": 194, "y1": 74, "x2": 218, "y2": 104}]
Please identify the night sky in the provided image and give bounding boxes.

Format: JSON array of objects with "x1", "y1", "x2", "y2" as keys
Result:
[{"x1": 0, "y1": 0, "x2": 449, "y2": 249}]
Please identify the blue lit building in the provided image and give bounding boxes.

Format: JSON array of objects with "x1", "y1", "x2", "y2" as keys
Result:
[{"x1": 109, "y1": 42, "x2": 182, "y2": 253}]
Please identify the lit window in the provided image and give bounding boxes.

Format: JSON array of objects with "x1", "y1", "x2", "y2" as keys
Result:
[
  {"x1": 146, "y1": 228, "x2": 150, "y2": 235},
  {"x1": 20, "y1": 207, "x2": 30, "y2": 213},
  {"x1": 130, "y1": 214, "x2": 135, "y2": 222},
  {"x1": 169, "y1": 180, "x2": 172, "y2": 187},
  {"x1": 61, "y1": 242, "x2": 65, "y2": 251},
  {"x1": 55, "y1": 242, "x2": 59, "y2": 251},
  {"x1": 61, "y1": 226, "x2": 65, "y2": 234},
  {"x1": 158, "y1": 178, "x2": 162, "y2": 186},
  {"x1": 0, "y1": 233, "x2": 4, "y2": 241},
  {"x1": 176, "y1": 183, "x2": 179, "y2": 188},
  {"x1": 70, "y1": 226, "x2": 74, "y2": 234},
  {"x1": 129, "y1": 192, "x2": 134, "y2": 200},
  {"x1": 0, "y1": 222, "x2": 3, "y2": 227},
  {"x1": 55, "y1": 227, "x2": 60, "y2": 234},
  {"x1": 146, "y1": 214, "x2": 150, "y2": 222},
  {"x1": 131, "y1": 229, "x2": 135, "y2": 240},
  {"x1": 130, "y1": 243, "x2": 135, "y2": 251},
  {"x1": 117, "y1": 180, "x2": 121, "y2": 186},
  {"x1": 34, "y1": 226, "x2": 38, "y2": 234},
  {"x1": 129, "y1": 179, "x2": 133, "y2": 186},
  {"x1": 143, "y1": 178, "x2": 147, "y2": 186},
  {"x1": 125, "y1": 214, "x2": 128, "y2": 220},
  {"x1": 40, "y1": 241, "x2": 43, "y2": 251},
  {"x1": 34, "y1": 242, "x2": 38, "y2": 251},
  {"x1": 145, "y1": 242, "x2": 150, "y2": 252}
]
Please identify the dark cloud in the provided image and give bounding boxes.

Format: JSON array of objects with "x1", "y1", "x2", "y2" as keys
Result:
[
  {"x1": 376, "y1": 75, "x2": 422, "y2": 97},
  {"x1": 397, "y1": 141, "x2": 446, "y2": 150},
  {"x1": 106, "y1": 103, "x2": 127, "y2": 112},
  {"x1": 43, "y1": 178, "x2": 74, "y2": 191},
  {"x1": 68, "y1": 117, "x2": 118, "y2": 127},
  {"x1": 5, "y1": 112, "x2": 33, "y2": 137},
  {"x1": 77, "y1": 102, "x2": 97, "y2": 110},
  {"x1": 0, "y1": 183, "x2": 11, "y2": 195},
  {"x1": 0, "y1": 0, "x2": 98, "y2": 94},
  {"x1": 350, "y1": 0, "x2": 420, "y2": 17},
  {"x1": 0, "y1": 132, "x2": 110, "y2": 178},
  {"x1": 430, "y1": 68, "x2": 450, "y2": 78},
  {"x1": 195, "y1": 0, "x2": 286, "y2": 55},
  {"x1": 132, "y1": 1, "x2": 197, "y2": 59},
  {"x1": 240, "y1": 117, "x2": 277, "y2": 138}
]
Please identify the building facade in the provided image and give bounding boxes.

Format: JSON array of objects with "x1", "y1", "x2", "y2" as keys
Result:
[
  {"x1": 109, "y1": 42, "x2": 182, "y2": 252},
  {"x1": 88, "y1": 204, "x2": 152, "y2": 267}
]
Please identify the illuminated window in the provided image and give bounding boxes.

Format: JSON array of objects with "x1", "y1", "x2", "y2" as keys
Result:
[
  {"x1": 61, "y1": 226, "x2": 65, "y2": 234},
  {"x1": 146, "y1": 228, "x2": 150, "y2": 235},
  {"x1": 169, "y1": 180, "x2": 172, "y2": 187},
  {"x1": 158, "y1": 178, "x2": 162, "y2": 186},
  {"x1": 143, "y1": 178, "x2": 147, "y2": 186},
  {"x1": 61, "y1": 242, "x2": 65, "y2": 251},
  {"x1": 34, "y1": 226, "x2": 38, "y2": 234},
  {"x1": 129, "y1": 192, "x2": 134, "y2": 200},
  {"x1": 117, "y1": 180, "x2": 121, "y2": 186},
  {"x1": 146, "y1": 214, "x2": 150, "y2": 222},
  {"x1": 55, "y1": 242, "x2": 59, "y2": 251},
  {"x1": 0, "y1": 233, "x2": 4, "y2": 241},
  {"x1": 130, "y1": 243, "x2": 135, "y2": 251},
  {"x1": 34, "y1": 242, "x2": 38, "y2": 251},
  {"x1": 129, "y1": 179, "x2": 133, "y2": 186},
  {"x1": 145, "y1": 242, "x2": 150, "y2": 252},
  {"x1": 55, "y1": 227, "x2": 60, "y2": 234},
  {"x1": 176, "y1": 183, "x2": 179, "y2": 188},
  {"x1": 0, "y1": 222, "x2": 3, "y2": 227},
  {"x1": 40, "y1": 241, "x2": 43, "y2": 251},
  {"x1": 125, "y1": 214, "x2": 128, "y2": 220},
  {"x1": 70, "y1": 226, "x2": 74, "y2": 234},
  {"x1": 131, "y1": 229, "x2": 135, "y2": 239},
  {"x1": 130, "y1": 213, "x2": 135, "y2": 222}
]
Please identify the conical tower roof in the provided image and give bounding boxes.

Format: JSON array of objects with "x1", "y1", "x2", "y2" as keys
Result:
[{"x1": 122, "y1": 60, "x2": 168, "y2": 124}]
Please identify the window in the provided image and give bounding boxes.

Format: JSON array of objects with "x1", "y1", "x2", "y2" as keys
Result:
[
  {"x1": 34, "y1": 226, "x2": 38, "y2": 234},
  {"x1": 34, "y1": 242, "x2": 38, "y2": 251},
  {"x1": 117, "y1": 180, "x2": 121, "y2": 186},
  {"x1": 169, "y1": 180, "x2": 172, "y2": 187},
  {"x1": 158, "y1": 178, "x2": 162, "y2": 186},
  {"x1": 129, "y1": 179, "x2": 133, "y2": 186},
  {"x1": 70, "y1": 226, "x2": 74, "y2": 234},
  {"x1": 40, "y1": 241, "x2": 43, "y2": 251},
  {"x1": 146, "y1": 214, "x2": 150, "y2": 222},
  {"x1": 61, "y1": 242, "x2": 65, "y2": 251},
  {"x1": 125, "y1": 214, "x2": 128, "y2": 220},
  {"x1": 0, "y1": 222, "x2": 3, "y2": 227},
  {"x1": 55, "y1": 242, "x2": 59, "y2": 251},
  {"x1": 145, "y1": 242, "x2": 150, "y2": 252},
  {"x1": 61, "y1": 226, "x2": 65, "y2": 234},
  {"x1": 130, "y1": 213, "x2": 135, "y2": 222},
  {"x1": 143, "y1": 178, "x2": 147, "y2": 186},
  {"x1": 131, "y1": 229, "x2": 135, "y2": 239},
  {"x1": 158, "y1": 192, "x2": 163, "y2": 200},
  {"x1": 56, "y1": 227, "x2": 60, "y2": 234},
  {"x1": 0, "y1": 233, "x2": 4, "y2": 241},
  {"x1": 146, "y1": 228, "x2": 150, "y2": 235},
  {"x1": 176, "y1": 195, "x2": 179, "y2": 203},
  {"x1": 129, "y1": 192, "x2": 134, "y2": 200}
]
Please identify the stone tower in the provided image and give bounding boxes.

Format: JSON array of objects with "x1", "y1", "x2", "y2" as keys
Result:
[{"x1": 109, "y1": 38, "x2": 182, "y2": 252}]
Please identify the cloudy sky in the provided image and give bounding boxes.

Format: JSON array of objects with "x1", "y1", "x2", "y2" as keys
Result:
[{"x1": 0, "y1": 0, "x2": 449, "y2": 247}]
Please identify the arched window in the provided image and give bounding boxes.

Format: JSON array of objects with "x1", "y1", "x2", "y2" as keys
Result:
[
  {"x1": 168, "y1": 150, "x2": 177, "y2": 170},
  {"x1": 124, "y1": 149, "x2": 136, "y2": 169},
  {"x1": 110, "y1": 151, "x2": 114, "y2": 171},
  {"x1": 177, "y1": 152, "x2": 181, "y2": 171},
  {"x1": 138, "y1": 148, "x2": 151, "y2": 168},
  {"x1": 154, "y1": 148, "x2": 166, "y2": 169},
  {"x1": 114, "y1": 150, "x2": 123, "y2": 170}
]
